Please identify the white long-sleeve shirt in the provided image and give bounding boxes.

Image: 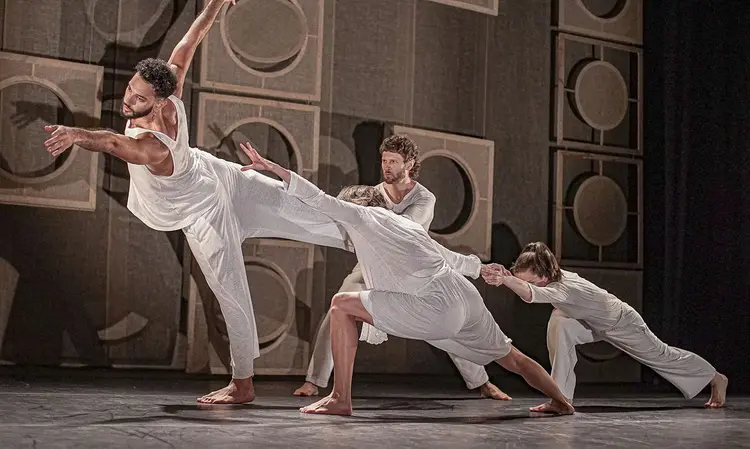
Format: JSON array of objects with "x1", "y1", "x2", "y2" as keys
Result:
[
  {"x1": 527, "y1": 270, "x2": 625, "y2": 332},
  {"x1": 376, "y1": 182, "x2": 435, "y2": 230},
  {"x1": 285, "y1": 173, "x2": 481, "y2": 293}
]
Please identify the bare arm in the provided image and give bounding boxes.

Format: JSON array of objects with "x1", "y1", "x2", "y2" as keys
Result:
[
  {"x1": 168, "y1": 0, "x2": 235, "y2": 98},
  {"x1": 483, "y1": 264, "x2": 568, "y2": 304},
  {"x1": 500, "y1": 276, "x2": 534, "y2": 303},
  {"x1": 43, "y1": 125, "x2": 169, "y2": 166}
]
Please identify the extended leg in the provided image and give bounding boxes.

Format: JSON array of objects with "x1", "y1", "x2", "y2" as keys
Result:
[
  {"x1": 604, "y1": 305, "x2": 727, "y2": 408},
  {"x1": 450, "y1": 355, "x2": 511, "y2": 400},
  {"x1": 184, "y1": 217, "x2": 257, "y2": 404},
  {"x1": 230, "y1": 168, "x2": 351, "y2": 250},
  {"x1": 495, "y1": 347, "x2": 575, "y2": 415},
  {"x1": 301, "y1": 292, "x2": 374, "y2": 415}
]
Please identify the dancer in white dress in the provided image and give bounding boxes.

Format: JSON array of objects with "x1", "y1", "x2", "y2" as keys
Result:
[
  {"x1": 43, "y1": 0, "x2": 350, "y2": 404},
  {"x1": 294, "y1": 135, "x2": 508, "y2": 401},
  {"x1": 483, "y1": 242, "x2": 728, "y2": 411},
  {"x1": 239, "y1": 144, "x2": 575, "y2": 416}
]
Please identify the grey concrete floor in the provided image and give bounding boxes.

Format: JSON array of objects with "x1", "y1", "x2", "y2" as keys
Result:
[{"x1": 0, "y1": 370, "x2": 747, "y2": 448}]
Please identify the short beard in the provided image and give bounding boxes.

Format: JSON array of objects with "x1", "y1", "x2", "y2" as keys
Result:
[
  {"x1": 384, "y1": 170, "x2": 407, "y2": 184},
  {"x1": 119, "y1": 106, "x2": 153, "y2": 120}
]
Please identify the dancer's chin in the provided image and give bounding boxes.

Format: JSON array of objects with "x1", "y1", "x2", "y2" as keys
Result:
[{"x1": 120, "y1": 106, "x2": 151, "y2": 119}]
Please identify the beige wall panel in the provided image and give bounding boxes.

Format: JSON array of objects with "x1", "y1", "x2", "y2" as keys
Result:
[
  {"x1": 553, "y1": 33, "x2": 642, "y2": 156},
  {"x1": 393, "y1": 125, "x2": 494, "y2": 261},
  {"x1": 424, "y1": 0, "x2": 498, "y2": 16},
  {"x1": 198, "y1": 0, "x2": 323, "y2": 101},
  {"x1": 557, "y1": 0, "x2": 642, "y2": 45},
  {"x1": 0, "y1": 52, "x2": 102, "y2": 210},
  {"x1": 553, "y1": 149, "x2": 642, "y2": 268},
  {"x1": 196, "y1": 92, "x2": 320, "y2": 181}
]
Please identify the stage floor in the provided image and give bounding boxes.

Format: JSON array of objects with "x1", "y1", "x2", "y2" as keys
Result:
[{"x1": 0, "y1": 370, "x2": 747, "y2": 448}]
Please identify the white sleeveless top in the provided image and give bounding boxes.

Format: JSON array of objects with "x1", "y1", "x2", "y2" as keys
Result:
[{"x1": 124, "y1": 96, "x2": 218, "y2": 231}]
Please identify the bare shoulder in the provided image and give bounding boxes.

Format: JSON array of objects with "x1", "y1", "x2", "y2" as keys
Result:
[
  {"x1": 158, "y1": 99, "x2": 179, "y2": 140},
  {"x1": 162, "y1": 98, "x2": 178, "y2": 125}
]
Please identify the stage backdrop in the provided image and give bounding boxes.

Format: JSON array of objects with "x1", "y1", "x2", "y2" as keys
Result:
[{"x1": 0, "y1": 0, "x2": 652, "y2": 388}]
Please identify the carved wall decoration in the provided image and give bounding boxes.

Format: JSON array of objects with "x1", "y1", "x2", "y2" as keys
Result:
[
  {"x1": 553, "y1": 33, "x2": 642, "y2": 156},
  {"x1": 198, "y1": 0, "x2": 324, "y2": 101},
  {"x1": 0, "y1": 52, "x2": 102, "y2": 210},
  {"x1": 392, "y1": 125, "x2": 494, "y2": 261},
  {"x1": 553, "y1": 149, "x2": 642, "y2": 268},
  {"x1": 556, "y1": 0, "x2": 642, "y2": 45}
]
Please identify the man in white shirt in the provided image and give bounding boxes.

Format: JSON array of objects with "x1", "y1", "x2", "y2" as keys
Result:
[
  {"x1": 294, "y1": 135, "x2": 508, "y2": 401},
  {"x1": 484, "y1": 242, "x2": 728, "y2": 411},
  {"x1": 43, "y1": 0, "x2": 350, "y2": 405},
  {"x1": 239, "y1": 144, "x2": 575, "y2": 416}
]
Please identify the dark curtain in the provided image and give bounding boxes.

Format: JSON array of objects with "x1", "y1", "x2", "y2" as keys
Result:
[{"x1": 644, "y1": 1, "x2": 750, "y2": 393}]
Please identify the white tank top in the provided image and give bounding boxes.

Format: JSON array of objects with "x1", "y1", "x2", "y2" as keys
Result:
[{"x1": 124, "y1": 96, "x2": 218, "y2": 231}]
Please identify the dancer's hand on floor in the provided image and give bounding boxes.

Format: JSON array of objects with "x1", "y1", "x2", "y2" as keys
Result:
[{"x1": 239, "y1": 142, "x2": 275, "y2": 172}]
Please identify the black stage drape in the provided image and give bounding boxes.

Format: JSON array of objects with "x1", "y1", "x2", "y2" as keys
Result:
[{"x1": 644, "y1": 0, "x2": 750, "y2": 393}]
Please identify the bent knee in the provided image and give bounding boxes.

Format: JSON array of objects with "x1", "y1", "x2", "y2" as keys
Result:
[
  {"x1": 330, "y1": 292, "x2": 361, "y2": 314},
  {"x1": 550, "y1": 318, "x2": 583, "y2": 342}
]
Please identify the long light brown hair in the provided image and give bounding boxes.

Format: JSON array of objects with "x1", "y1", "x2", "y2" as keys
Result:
[{"x1": 510, "y1": 242, "x2": 562, "y2": 282}]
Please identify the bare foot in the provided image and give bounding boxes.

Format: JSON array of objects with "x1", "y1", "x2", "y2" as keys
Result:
[
  {"x1": 293, "y1": 382, "x2": 320, "y2": 397},
  {"x1": 530, "y1": 399, "x2": 575, "y2": 415},
  {"x1": 705, "y1": 373, "x2": 728, "y2": 408},
  {"x1": 479, "y1": 382, "x2": 512, "y2": 401},
  {"x1": 197, "y1": 378, "x2": 256, "y2": 404},
  {"x1": 300, "y1": 394, "x2": 352, "y2": 416}
]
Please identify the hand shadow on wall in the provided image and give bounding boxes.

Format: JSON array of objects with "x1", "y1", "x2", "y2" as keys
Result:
[{"x1": 0, "y1": 0, "x2": 191, "y2": 368}]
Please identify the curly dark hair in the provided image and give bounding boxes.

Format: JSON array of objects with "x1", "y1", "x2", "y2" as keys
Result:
[
  {"x1": 379, "y1": 134, "x2": 421, "y2": 180},
  {"x1": 510, "y1": 242, "x2": 562, "y2": 283},
  {"x1": 135, "y1": 58, "x2": 177, "y2": 99},
  {"x1": 337, "y1": 185, "x2": 387, "y2": 208}
]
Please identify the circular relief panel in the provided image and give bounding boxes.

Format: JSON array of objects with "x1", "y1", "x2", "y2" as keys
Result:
[
  {"x1": 0, "y1": 81, "x2": 78, "y2": 184},
  {"x1": 418, "y1": 154, "x2": 474, "y2": 235},
  {"x1": 223, "y1": 0, "x2": 308, "y2": 75},
  {"x1": 572, "y1": 175, "x2": 628, "y2": 247},
  {"x1": 572, "y1": 60, "x2": 629, "y2": 131},
  {"x1": 579, "y1": 0, "x2": 628, "y2": 22}
]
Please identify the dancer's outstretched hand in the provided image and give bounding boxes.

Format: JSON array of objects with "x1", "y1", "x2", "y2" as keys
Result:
[
  {"x1": 239, "y1": 142, "x2": 274, "y2": 172},
  {"x1": 43, "y1": 125, "x2": 76, "y2": 157},
  {"x1": 481, "y1": 263, "x2": 512, "y2": 286},
  {"x1": 492, "y1": 263, "x2": 513, "y2": 277}
]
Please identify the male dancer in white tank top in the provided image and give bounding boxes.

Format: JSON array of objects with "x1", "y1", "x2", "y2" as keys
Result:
[
  {"x1": 43, "y1": 0, "x2": 350, "y2": 404},
  {"x1": 294, "y1": 135, "x2": 510, "y2": 401}
]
